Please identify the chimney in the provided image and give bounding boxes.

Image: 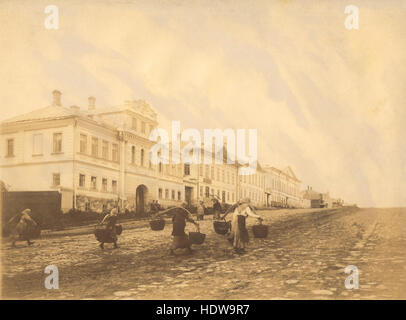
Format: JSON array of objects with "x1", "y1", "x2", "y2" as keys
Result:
[
  {"x1": 52, "y1": 90, "x2": 62, "y2": 106},
  {"x1": 88, "y1": 96, "x2": 96, "y2": 110}
]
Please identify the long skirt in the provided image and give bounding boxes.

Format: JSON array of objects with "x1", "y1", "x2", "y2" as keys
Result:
[
  {"x1": 231, "y1": 215, "x2": 249, "y2": 249},
  {"x1": 94, "y1": 225, "x2": 117, "y2": 243},
  {"x1": 171, "y1": 234, "x2": 191, "y2": 250},
  {"x1": 10, "y1": 220, "x2": 39, "y2": 242}
]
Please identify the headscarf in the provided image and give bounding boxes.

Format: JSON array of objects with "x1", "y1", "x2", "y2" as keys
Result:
[
  {"x1": 110, "y1": 208, "x2": 118, "y2": 216},
  {"x1": 238, "y1": 198, "x2": 251, "y2": 205},
  {"x1": 22, "y1": 209, "x2": 31, "y2": 215}
]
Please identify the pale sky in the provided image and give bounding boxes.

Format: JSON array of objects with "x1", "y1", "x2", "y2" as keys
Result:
[{"x1": 1, "y1": 0, "x2": 405, "y2": 207}]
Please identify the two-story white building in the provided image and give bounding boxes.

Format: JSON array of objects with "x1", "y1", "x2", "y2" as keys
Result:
[{"x1": 0, "y1": 90, "x2": 184, "y2": 214}]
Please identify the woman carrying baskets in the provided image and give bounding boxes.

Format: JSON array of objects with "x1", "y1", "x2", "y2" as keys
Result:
[
  {"x1": 99, "y1": 208, "x2": 119, "y2": 249},
  {"x1": 7, "y1": 208, "x2": 39, "y2": 248},
  {"x1": 221, "y1": 198, "x2": 263, "y2": 254},
  {"x1": 170, "y1": 207, "x2": 200, "y2": 255},
  {"x1": 152, "y1": 206, "x2": 200, "y2": 255}
]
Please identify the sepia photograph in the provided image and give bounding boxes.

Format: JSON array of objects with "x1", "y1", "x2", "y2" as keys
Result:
[{"x1": 0, "y1": 0, "x2": 405, "y2": 305}]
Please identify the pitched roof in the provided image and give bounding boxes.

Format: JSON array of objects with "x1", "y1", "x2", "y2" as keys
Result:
[
  {"x1": 263, "y1": 165, "x2": 301, "y2": 182},
  {"x1": 301, "y1": 189, "x2": 321, "y2": 200},
  {"x1": 1, "y1": 105, "x2": 81, "y2": 124}
]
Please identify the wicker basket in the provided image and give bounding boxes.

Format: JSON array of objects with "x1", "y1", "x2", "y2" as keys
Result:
[
  {"x1": 94, "y1": 225, "x2": 120, "y2": 243},
  {"x1": 149, "y1": 219, "x2": 165, "y2": 231},
  {"x1": 252, "y1": 224, "x2": 268, "y2": 238},
  {"x1": 189, "y1": 232, "x2": 206, "y2": 245},
  {"x1": 19, "y1": 224, "x2": 41, "y2": 240},
  {"x1": 213, "y1": 220, "x2": 231, "y2": 235}
]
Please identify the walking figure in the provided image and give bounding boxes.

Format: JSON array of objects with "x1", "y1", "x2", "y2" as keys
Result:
[
  {"x1": 222, "y1": 198, "x2": 263, "y2": 254},
  {"x1": 98, "y1": 208, "x2": 119, "y2": 249},
  {"x1": 7, "y1": 208, "x2": 39, "y2": 248}
]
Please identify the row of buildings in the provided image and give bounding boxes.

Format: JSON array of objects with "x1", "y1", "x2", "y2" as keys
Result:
[{"x1": 0, "y1": 90, "x2": 343, "y2": 214}]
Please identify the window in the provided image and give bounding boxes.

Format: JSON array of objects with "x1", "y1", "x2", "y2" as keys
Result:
[
  {"x1": 184, "y1": 163, "x2": 190, "y2": 175},
  {"x1": 6, "y1": 139, "x2": 14, "y2": 157},
  {"x1": 52, "y1": 173, "x2": 60, "y2": 186},
  {"x1": 141, "y1": 121, "x2": 146, "y2": 134},
  {"x1": 102, "y1": 141, "x2": 108, "y2": 160},
  {"x1": 91, "y1": 176, "x2": 97, "y2": 190},
  {"x1": 200, "y1": 186, "x2": 203, "y2": 197},
  {"x1": 158, "y1": 188, "x2": 163, "y2": 199},
  {"x1": 112, "y1": 180, "x2": 117, "y2": 193},
  {"x1": 102, "y1": 178, "x2": 107, "y2": 192},
  {"x1": 227, "y1": 192, "x2": 230, "y2": 201},
  {"x1": 178, "y1": 191, "x2": 181, "y2": 201},
  {"x1": 141, "y1": 149, "x2": 144, "y2": 166},
  {"x1": 232, "y1": 193, "x2": 235, "y2": 202},
  {"x1": 205, "y1": 186, "x2": 210, "y2": 198},
  {"x1": 91, "y1": 137, "x2": 98, "y2": 157},
  {"x1": 132, "y1": 118, "x2": 137, "y2": 130},
  {"x1": 227, "y1": 172, "x2": 230, "y2": 184},
  {"x1": 80, "y1": 134, "x2": 87, "y2": 153},
  {"x1": 165, "y1": 189, "x2": 169, "y2": 199},
  {"x1": 79, "y1": 174, "x2": 85, "y2": 187},
  {"x1": 112, "y1": 143, "x2": 119, "y2": 162},
  {"x1": 199, "y1": 164, "x2": 203, "y2": 176},
  {"x1": 131, "y1": 146, "x2": 135, "y2": 164},
  {"x1": 33, "y1": 134, "x2": 43, "y2": 155},
  {"x1": 222, "y1": 170, "x2": 225, "y2": 182},
  {"x1": 172, "y1": 190, "x2": 175, "y2": 200},
  {"x1": 53, "y1": 133, "x2": 62, "y2": 153}
]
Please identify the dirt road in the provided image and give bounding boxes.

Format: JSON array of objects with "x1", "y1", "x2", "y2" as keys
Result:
[{"x1": 1, "y1": 207, "x2": 405, "y2": 299}]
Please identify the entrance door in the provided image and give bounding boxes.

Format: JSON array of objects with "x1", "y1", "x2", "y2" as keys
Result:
[
  {"x1": 136, "y1": 185, "x2": 147, "y2": 214},
  {"x1": 185, "y1": 187, "x2": 192, "y2": 205}
]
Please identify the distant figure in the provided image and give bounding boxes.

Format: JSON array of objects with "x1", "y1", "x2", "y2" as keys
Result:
[
  {"x1": 8, "y1": 208, "x2": 38, "y2": 247},
  {"x1": 197, "y1": 201, "x2": 205, "y2": 221},
  {"x1": 212, "y1": 198, "x2": 222, "y2": 220},
  {"x1": 155, "y1": 200, "x2": 161, "y2": 211},
  {"x1": 99, "y1": 208, "x2": 119, "y2": 249},
  {"x1": 150, "y1": 201, "x2": 158, "y2": 214},
  {"x1": 222, "y1": 198, "x2": 262, "y2": 254}
]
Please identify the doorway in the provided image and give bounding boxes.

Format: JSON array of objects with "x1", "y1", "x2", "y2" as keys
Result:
[
  {"x1": 136, "y1": 184, "x2": 148, "y2": 215},
  {"x1": 185, "y1": 186, "x2": 193, "y2": 206}
]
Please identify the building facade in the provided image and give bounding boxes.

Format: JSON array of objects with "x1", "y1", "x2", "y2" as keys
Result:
[
  {"x1": 0, "y1": 90, "x2": 184, "y2": 213},
  {"x1": 263, "y1": 165, "x2": 302, "y2": 208},
  {"x1": 1, "y1": 90, "x2": 315, "y2": 214}
]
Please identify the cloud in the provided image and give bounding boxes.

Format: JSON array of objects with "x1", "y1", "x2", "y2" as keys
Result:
[{"x1": 0, "y1": 0, "x2": 405, "y2": 206}]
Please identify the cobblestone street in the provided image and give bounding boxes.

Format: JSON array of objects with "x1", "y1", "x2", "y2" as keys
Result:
[{"x1": 1, "y1": 207, "x2": 405, "y2": 299}]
